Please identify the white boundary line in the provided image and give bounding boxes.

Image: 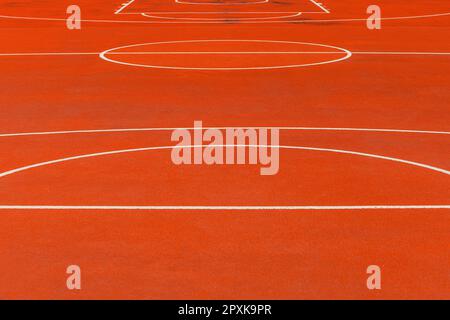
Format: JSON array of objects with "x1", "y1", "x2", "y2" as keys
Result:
[
  {"x1": 353, "y1": 51, "x2": 450, "y2": 55},
  {"x1": 0, "y1": 132, "x2": 448, "y2": 211},
  {"x1": 1, "y1": 51, "x2": 450, "y2": 57},
  {"x1": 1, "y1": 11, "x2": 449, "y2": 24},
  {"x1": 0, "y1": 205, "x2": 448, "y2": 210},
  {"x1": 0, "y1": 144, "x2": 449, "y2": 211},
  {"x1": 0, "y1": 126, "x2": 449, "y2": 138},
  {"x1": 1, "y1": 144, "x2": 449, "y2": 179},
  {"x1": 0, "y1": 51, "x2": 355, "y2": 56},
  {"x1": 98, "y1": 39, "x2": 352, "y2": 70}
]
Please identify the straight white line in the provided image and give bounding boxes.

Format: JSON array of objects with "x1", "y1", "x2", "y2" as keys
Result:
[
  {"x1": 354, "y1": 51, "x2": 450, "y2": 55},
  {"x1": 176, "y1": 0, "x2": 269, "y2": 4},
  {"x1": 1, "y1": 11, "x2": 450, "y2": 24},
  {"x1": 1, "y1": 51, "x2": 450, "y2": 57},
  {"x1": 309, "y1": 0, "x2": 330, "y2": 14},
  {"x1": 114, "y1": 0, "x2": 136, "y2": 14},
  {"x1": 0, "y1": 126, "x2": 449, "y2": 138},
  {"x1": 0, "y1": 52, "x2": 99, "y2": 56},
  {"x1": 0, "y1": 205, "x2": 448, "y2": 210}
]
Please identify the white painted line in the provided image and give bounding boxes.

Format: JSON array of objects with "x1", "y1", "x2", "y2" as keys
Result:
[
  {"x1": 1, "y1": 51, "x2": 450, "y2": 57},
  {"x1": 119, "y1": 11, "x2": 327, "y2": 14},
  {"x1": 135, "y1": 11, "x2": 303, "y2": 14},
  {"x1": 114, "y1": 0, "x2": 136, "y2": 14},
  {"x1": 0, "y1": 126, "x2": 449, "y2": 138},
  {"x1": 1, "y1": 144, "x2": 449, "y2": 179},
  {"x1": 0, "y1": 51, "x2": 346, "y2": 56},
  {"x1": 1, "y1": 11, "x2": 449, "y2": 24},
  {"x1": 176, "y1": 0, "x2": 269, "y2": 4},
  {"x1": 137, "y1": 0, "x2": 328, "y2": 19},
  {"x1": 0, "y1": 205, "x2": 448, "y2": 211},
  {"x1": 116, "y1": 0, "x2": 328, "y2": 18},
  {"x1": 98, "y1": 39, "x2": 352, "y2": 70},
  {"x1": 309, "y1": 0, "x2": 330, "y2": 14},
  {"x1": 141, "y1": 12, "x2": 302, "y2": 21},
  {"x1": 353, "y1": 51, "x2": 450, "y2": 55},
  {"x1": 0, "y1": 52, "x2": 100, "y2": 56}
]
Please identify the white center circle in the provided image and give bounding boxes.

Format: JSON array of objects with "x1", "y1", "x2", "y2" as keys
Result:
[{"x1": 99, "y1": 40, "x2": 352, "y2": 70}]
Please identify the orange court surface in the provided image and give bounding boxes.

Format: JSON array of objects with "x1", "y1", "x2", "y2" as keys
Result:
[{"x1": 0, "y1": 0, "x2": 449, "y2": 299}]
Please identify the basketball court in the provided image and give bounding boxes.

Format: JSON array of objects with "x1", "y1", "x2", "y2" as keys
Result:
[{"x1": 0, "y1": 0, "x2": 449, "y2": 299}]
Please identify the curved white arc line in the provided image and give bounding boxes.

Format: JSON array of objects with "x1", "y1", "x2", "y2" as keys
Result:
[
  {"x1": 1, "y1": 126, "x2": 450, "y2": 138},
  {"x1": 0, "y1": 205, "x2": 449, "y2": 210},
  {"x1": 99, "y1": 39, "x2": 352, "y2": 70},
  {"x1": 141, "y1": 12, "x2": 301, "y2": 21},
  {"x1": 139, "y1": 11, "x2": 302, "y2": 13},
  {"x1": 0, "y1": 12, "x2": 449, "y2": 24},
  {"x1": 0, "y1": 144, "x2": 449, "y2": 180}
]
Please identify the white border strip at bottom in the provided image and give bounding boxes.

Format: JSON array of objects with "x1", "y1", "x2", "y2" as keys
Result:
[{"x1": 0, "y1": 205, "x2": 449, "y2": 210}]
